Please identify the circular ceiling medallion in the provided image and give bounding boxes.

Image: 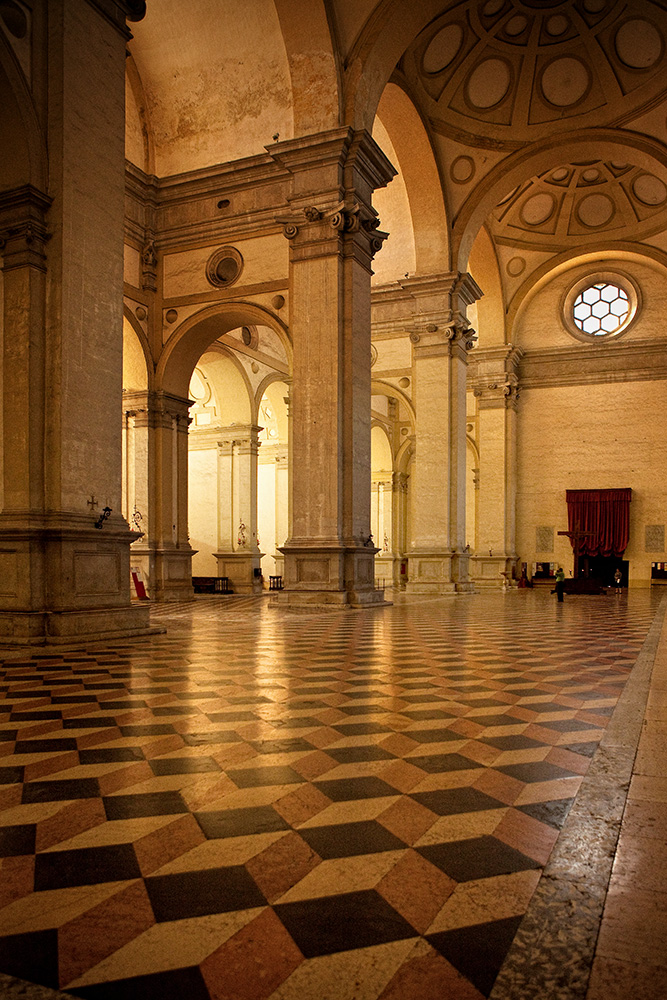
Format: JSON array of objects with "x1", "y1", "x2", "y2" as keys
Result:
[
  {"x1": 205, "y1": 246, "x2": 243, "y2": 288},
  {"x1": 583, "y1": 0, "x2": 606, "y2": 12},
  {"x1": 633, "y1": 173, "x2": 667, "y2": 205},
  {"x1": 521, "y1": 193, "x2": 555, "y2": 226},
  {"x1": 507, "y1": 256, "x2": 526, "y2": 277},
  {"x1": 451, "y1": 155, "x2": 475, "y2": 183},
  {"x1": 399, "y1": 377, "x2": 410, "y2": 388},
  {"x1": 577, "y1": 193, "x2": 614, "y2": 227},
  {"x1": 546, "y1": 15, "x2": 569, "y2": 36},
  {"x1": 615, "y1": 19, "x2": 662, "y2": 68},
  {"x1": 551, "y1": 167, "x2": 569, "y2": 182},
  {"x1": 582, "y1": 168, "x2": 601, "y2": 183},
  {"x1": 423, "y1": 23, "x2": 463, "y2": 73},
  {"x1": 164, "y1": 308, "x2": 178, "y2": 323},
  {"x1": 541, "y1": 57, "x2": 590, "y2": 107},
  {"x1": 482, "y1": 0, "x2": 504, "y2": 15},
  {"x1": 467, "y1": 58, "x2": 512, "y2": 108}
]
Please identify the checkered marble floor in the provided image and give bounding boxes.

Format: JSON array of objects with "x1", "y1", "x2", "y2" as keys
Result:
[{"x1": 0, "y1": 589, "x2": 661, "y2": 1000}]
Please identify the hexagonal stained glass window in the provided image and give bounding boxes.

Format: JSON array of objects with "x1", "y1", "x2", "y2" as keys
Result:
[{"x1": 572, "y1": 282, "x2": 629, "y2": 335}]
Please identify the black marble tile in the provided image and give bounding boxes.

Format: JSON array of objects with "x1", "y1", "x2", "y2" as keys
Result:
[
  {"x1": 103, "y1": 791, "x2": 188, "y2": 819},
  {"x1": 418, "y1": 835, "x2": 540, "y2": 881},
  {"x1": 325, "y1": 746, "x2": 395, "y2": 764},
  {"x1": 335, "y1": 705, "x2": 383, "y2": 715},
  {"x1": 495, "y1": 761, "x2": 577, "y2": 783},
  {"x1": 538, "y1": 718, "x2": 599, "y2": 731},
  {"x1": 0, "y1": 730, "x2": 18, "y2": 741},
  {"x1": 481, "y1": 734, "x2": 546, "y2": 751},
  {"x1": 0, "y1": 764, "x2": 23, "y2": 783},
  {"x1": 51, "y1": 695, "x2": 97, "y2": 703},
  {"x1": 331, "y1": 722, "x2": 393, "y2": 736},
  {"x1": 0, "y1": 928, "x2": 59, "y2": 990},
  {"x1": 314, "y1": 776, "x2": 399, "y2": 801},
  {"x1": 195, "y1": 805, "x2": 290, "y2": 839},
  {"x1": 428, "y1": 915, "x2": 523, "y2": 996},
  {"x1": 146, "y1": 865, "x2": 266, "y2": 921},
  {"x1": 0, "y1": 823, "x2": 36, "y2": 856},
  {"x1": 518, "y1": 798, "x2": 574, "y2": 829},
  {"x1": 411, "y1": 787, "x2": 505, "y2": 815},
  {"x1": 149, "y1": 756, "x2": 221, "y2": 775},
  {"x1": 71, "y1": 966, "x2": 210, "y2": 1000},
  {"x1": 10, "y1": 711, "x2": 62, "y2": 720},
  {"x1": 22, "y1": 778, "x2": 101, "y2": 802},
  {"x1": 466, "y1": 714, "x2": 525, "y2": 727},
  {"x1": 14, "y1": 737, "x2": 79, "y2": 753},
  {"x1": 274, "y1": 889, "x2": 417, "y2": 958},
  {"x1": 151, "y1": 706, "x2": 200, "y2": 716},
  {"x1": 119, "y1": 724, "x2": 177, "y2": 736},
  {"x1": 79, "y1": 747, "x2": 145, "y2": 764},
  {"x1": 62, "y1": 717, "x2": 119, "y2": 729},
  {"x1": 297, "y1": 820, "x2": 406, "y2": 859},
  {"x1": 402, "y1": 728, "x2": 464, "y2": 743},
  {"x1": 34, "y1": 842, "x2": 141, "y2": 890},
  {"x1": 227, "y1": 765, "x2": 304, "y2": 788},
  {"x1": 408, "y1": 752, "x2": 484, "y2": 773}
]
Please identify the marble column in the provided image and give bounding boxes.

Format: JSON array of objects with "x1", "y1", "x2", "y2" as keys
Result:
[
  {"x1": 393, "y1": 472, "x2": 410, "y2": 589},
  {"x1": 373, "y1": 477, "x2": 394, "y2": 587},
  {"x1": 214, "y1": 426, "x2": 263, "y2": 594},
  {"x1": 269, "y1": 129, "x2": 396, "y2": 607},
  {"x1": 405, "y1": 274, "x2": 481, "y2": 594},
  {"x1": 468, "y1": 346, "x2": 523, "y2": 588},
  {"x1": 0, "y1": 1, "x2": 152, "y2": 642},
  {"x1": 122, "y1": 391, "x2": 154, "y2": 595}
]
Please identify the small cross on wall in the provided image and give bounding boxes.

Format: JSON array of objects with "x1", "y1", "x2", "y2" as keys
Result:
[{"x1": 87, "y1": 495, "x2": 98, "y2": 510}]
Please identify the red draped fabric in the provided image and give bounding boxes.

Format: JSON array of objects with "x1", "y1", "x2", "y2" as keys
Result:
[{"x1": 566, "y1": 489, "x2": 632, "y2": 558}]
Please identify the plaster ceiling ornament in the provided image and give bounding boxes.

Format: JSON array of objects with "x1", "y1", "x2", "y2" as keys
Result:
[
  {"x1": 491, "y1": 161, "x2": 667, "y2": 248},
  {"x1": 405, "y1": 0, "x2": 667, "y2": 147}
]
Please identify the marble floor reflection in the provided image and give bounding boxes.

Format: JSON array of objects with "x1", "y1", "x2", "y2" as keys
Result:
[{"x1": 0, "y1": 589, "x2": 663, "y2": 1000}]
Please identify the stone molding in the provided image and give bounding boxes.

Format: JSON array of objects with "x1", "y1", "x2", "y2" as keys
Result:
[
  {"x1": 0, "y1": 185, "x2": 52, "y2": 272},
  {"x1": 519, "y1": 338, "x2": 667, "y2": 388},
  {"x1": 83, "y1": 0, "x2": 145, "y2": 39},
  {"x1": 123, "y1": 390, "x2": 191, "y2": 428},
  {"x1": 469, "y1": 344, "x2": 524, "y2": 409}
]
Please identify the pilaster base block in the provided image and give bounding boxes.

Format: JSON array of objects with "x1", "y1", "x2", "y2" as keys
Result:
[
  {"x1": 153, "y1": 546, "x2": 196, "y2": 602},
  {"x1": 0, "y1": 605, "x2": 160, "y2": 646},
  {"x1": 215, "y1": 550, "x2": 264, "y2": 595},
  {"x1": 406, "y1": 552, "x2": 474, "y2": 594},
  {"x1": 274, "y1": 543, "x2": 389, "y2": 609},
  {"x1": 470, "y1": 555, "x2": 517, "y2": 590}
]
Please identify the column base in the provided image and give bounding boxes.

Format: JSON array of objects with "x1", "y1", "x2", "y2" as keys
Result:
[
  {"x1": 214, "y1": 550, "x2": 264, "y2": 595},
  {"x1": 405, "y1": 551, "x2": 474, "y2": 594},
  {"x1": 153, "y1": 545, "x2": 196, "y2": 602},
  {"x1": 274, "y1": 542, "x2": 390, "y2": 609},
  {"x1": 470, "y1": 554, "x2": 518, "y2": 590},
  {"x1": 0, "y1": 513, "x2": 163, "y2": 643}
]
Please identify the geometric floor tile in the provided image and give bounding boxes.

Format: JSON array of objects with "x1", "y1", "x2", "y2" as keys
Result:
[{"x1": 0, "y1": 589, "x2": 660, "y2": 1000}]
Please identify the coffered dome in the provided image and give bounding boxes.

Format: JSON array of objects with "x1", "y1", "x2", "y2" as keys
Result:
[{"x1": 403, "y1": 0, "x2": 667, "y2": 148}]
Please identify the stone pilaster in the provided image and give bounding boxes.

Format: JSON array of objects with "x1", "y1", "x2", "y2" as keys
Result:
[
  {"x1": 372, "y1": 477, "x2": 394, "y2": 586},
  {"x1": 268, "y1": 128, "x2": 396, "y2": 607},
  {"x1": 404, "y1": 273, "x2": 481, "y2": 594},
  {"x1": 468, "y1": 345, "x2": 523, "y2": 588},
  {"x1": 393, "y1": 472, "x2": 410, "y2": 589},
  {"x1": 213, "y1": 425, "x2": 264, "y2": 594}
]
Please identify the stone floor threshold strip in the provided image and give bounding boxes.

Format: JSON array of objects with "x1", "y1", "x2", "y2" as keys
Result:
[{"x1": 489, "y1": 593, "x2": 667, "y2": 1000}]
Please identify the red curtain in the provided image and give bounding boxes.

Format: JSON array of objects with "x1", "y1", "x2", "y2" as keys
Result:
[{"x1": 566, "y1": 489, "x2": 631, "y2": 558}]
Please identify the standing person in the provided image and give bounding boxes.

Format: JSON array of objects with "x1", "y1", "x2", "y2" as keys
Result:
[
  {"x1": 554, "y1": 566, "x2": 566, "y2": 603},
  {"x1": 614, "y1": 568, "x2": 622, "y2": 594}
]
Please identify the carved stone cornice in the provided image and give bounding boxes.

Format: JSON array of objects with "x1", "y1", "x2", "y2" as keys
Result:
[
  {"x1": 519, "y1": 339, "x2": 667, "y2": 389},
  {"x1": 468, "y1": 344, "x2": 524, "y2": 408},
  {"x1": 371, "y1": 272, "x2": 483, "y2": 338},
  {"x1": 0, "y1": 185, "x2": 52, "y2": 272},
  {"x1": 123, "y1": 390, "x2": 191, "y2": 428},
  {"x1": 84, "y1": 0, "x2": 145, "y2": 39}
]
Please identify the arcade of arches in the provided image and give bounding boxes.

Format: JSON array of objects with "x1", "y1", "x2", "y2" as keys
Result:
[{"x1": 2, "y1": 0, "x2": 667, "y2": 637}]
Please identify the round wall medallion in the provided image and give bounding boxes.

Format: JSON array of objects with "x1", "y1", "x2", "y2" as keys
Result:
[
  {"x1": 135, "y1": 306, "x2": 147, "y2": 321},
  {"x1": 540, "y1": 57, "x2": 590, "y2": 107},
  {"x1": 399, "y1": 377, "x2": 410, "y2": 388},
  {"x1": 164, "y1": 308, "x2": 178, "y2": 324},
  {"x1": 546, "y1": 15, "x2": 569, "y2": 37},
  {"x1": 205, "y1": 246, "x2": 244, "y2": 288},
  {"x1": 271, "y1": 294, "x2": 285, "y2": 310},
  {"x1": 507, "y1": 256, "x2": 526, "y2": 277},
  {"x1": 450, "y1": 155, "x2": 475, "y2": 184}
]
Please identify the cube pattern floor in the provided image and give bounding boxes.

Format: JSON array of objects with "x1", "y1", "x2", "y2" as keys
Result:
[{"x1": 0, "y1": 589, "x2": 660, "y2": 1000}]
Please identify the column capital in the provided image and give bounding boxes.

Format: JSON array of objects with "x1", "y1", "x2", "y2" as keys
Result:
[
  {"x1": 468, "y1": 344, "x2": 524, "y2": 408},
  {"x1": 0, "y1": 186, "x2": 52, "y2": 272}
]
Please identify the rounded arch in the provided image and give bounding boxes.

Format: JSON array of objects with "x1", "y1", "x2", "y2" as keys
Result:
[
  {"x1": 122, "y1": 307, "x2": 153, "y2": 391},
  {"x1": 507, "y1": 244, "x2": 667, "y2": 331},
  {"x1": 468, "y1": 224, "x2": 506, "y2": 347},
  {"x1": 255, "y1": 372, "x2": 289, "y2": 433},
  {"x1": 371, "y1": 422, "x2": 393, "y2": 471},
  {"x1": 273, "y1": 0, "x2": 341, "y2": 136},
  {"x1": 342, "y1": 0, "x2": 447, "y2": 130},
  {"x1": 374, "y1": 82, "x2": 450, "y2": 276},
  {"x1": 453, "y1": 129, "x2": 667, "y2": 271},
  {"x1": 157, "y1": 302, "x2": 291, "y2": 399},
  {"x1": 194, "y1": 344, "x2": 253, "y2": 426},
  {"x1": 0, "y1": 33, "x2": 47, "y2": 191},
  {"x1": 395, "y1": 436, "x2": 414, "y2": 476},
  {"x1": 371, "y1": 378, "x2": 416, "y2": 432}
]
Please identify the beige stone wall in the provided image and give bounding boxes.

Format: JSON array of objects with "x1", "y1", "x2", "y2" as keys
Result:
[
  {"x1": 189, "y1": 448, "x2": 218, "y2": 576},
  {"x1": 516, "y1": 381, "x2": 667, "y2": 585}
]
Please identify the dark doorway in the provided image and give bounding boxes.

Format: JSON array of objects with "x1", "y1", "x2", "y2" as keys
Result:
[{"x1": 582, "y1": 556, "x2": 628, "y2": 588}]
